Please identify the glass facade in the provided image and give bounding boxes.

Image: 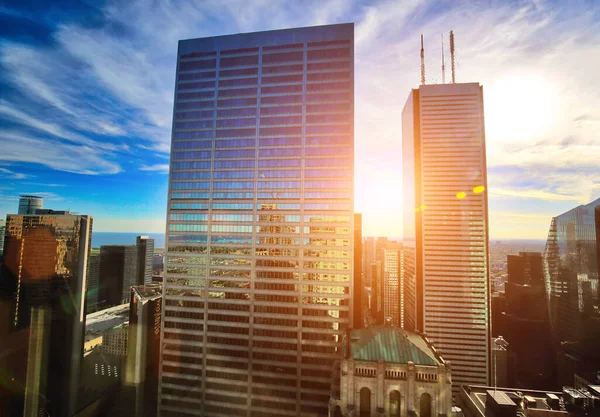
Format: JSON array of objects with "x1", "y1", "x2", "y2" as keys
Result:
[
  {"x1": 0, "y1": 213, "x2": 92, "y2": 416},
  {"x1": 160, "y1": 24, "x2": 354, "y2": 417},
  {"x1": 402, "y1": 83, "x2": 490, "y2": 390},
  {"x1": 543, "y1": 198, "x2": 600, "y2": 384}
]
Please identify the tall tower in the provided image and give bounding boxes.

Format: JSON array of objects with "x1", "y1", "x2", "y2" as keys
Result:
[
  {"x1": 402, "y1": 83, "x2": 490, "y2": 389},
  {"x1": 0, "y1": 212, "x2": 92, "y2": 416},
  {"x1": 160, "y1": 24, "x2": 354, "y2": 417},
  {"x1": 383, "y1": 248, "x2": 402, "y2": 327}
]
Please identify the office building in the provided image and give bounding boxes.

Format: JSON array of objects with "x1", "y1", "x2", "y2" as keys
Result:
[
  {"x1": 86, "y1": 250, "x2": 101, "y2": 313},
  {"x1": 160, "y1": 23, "x2": 354, "y2": 417},
  {"x1": 125, "y1": 285, "x2": 162, "y2": 417},
  {"x1": 18, "y1": 195, "x2": 43, "y2": 215},
  {"x1": 99, "y1": 245, "x2": 138, "y2": 307},
  {"x1": 363, "y1": 236, "x2": 375, "y2": 287},
  {"x1": 402, "y1": 83, "x2": 491, "y2": 389},
  {"x1": 0, "y1": 219, "x2": 5, "y2": 256},
  {"x1": 370, "y1": 261, "x2": 383, "y2": 324},
  {"x1": 136, "y1": 236, "x2": 155, "y2": 286},
  {"x1": 504, "y1": 252, "x2": 553, "y2": 389},
  {"x1": 383, "y1": 248, "x2": 402, "y2": 327},
  {"x1": 329, "y1": 323, "x2": 452, "y2": 417},
  {"x1": 354, "y1": 213, "x2": 364, "y2": 329},
  {"x1": 0, "y1": 211, "x2": 92, "y2": 417},
  {"x1": 543, "y1": 198, "x2": 600, "y2": 387}
]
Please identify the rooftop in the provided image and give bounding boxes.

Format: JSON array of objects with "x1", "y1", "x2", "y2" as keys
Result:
[
  {"x1": 85, "y1": 303, "x2": 129, "y2": 340},
  {"x1": 346, "y1": 325, "x2": 442, "y2": 366}
]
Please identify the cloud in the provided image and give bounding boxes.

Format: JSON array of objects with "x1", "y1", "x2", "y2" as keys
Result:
[
  {"x1": 0, "y1": 131, "x2": 121, "y2": 175},
  {"x1": 0, "y1": 167, "x2": 29, "y2": 180},
  {"x1": 489, "y1": 187, "x2": 582, "y2": 202},
  {"x1": 140, "y1": 164, "x2": 170, "y2": 173}
]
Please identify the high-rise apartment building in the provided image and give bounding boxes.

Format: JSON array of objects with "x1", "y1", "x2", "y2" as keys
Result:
[
  {"x1": 0, "y1": 219, "x2": 5, "y2": 257},
  {"x1": 99, "y1": 245, "x2": 138, "y2": 307},
  {"x1": 0, "y1": 212, "x2": 92, "y2": 416},
  {"x1": 160, "y1": 23, "x2": 354, "y2": 417},
  {"x1": 543, "y1": 198, "x2": 600, "y2": 387},
  {"x1": 383, "y1": 248, "x2": 402, "y2": 327},
  {"x1": 402, "y1": 83, "x2": 490, "y2": 389},
  {"x1": 86, "y1": 250, "x2": 101, "y2": 313}
]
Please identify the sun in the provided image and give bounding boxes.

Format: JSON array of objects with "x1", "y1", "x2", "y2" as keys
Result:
[{"x1": 484, "y1": 74, "x2": 560, "y2": 144}]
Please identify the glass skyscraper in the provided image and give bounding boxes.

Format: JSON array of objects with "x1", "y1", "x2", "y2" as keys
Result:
[
  {"x1": 160, "y1": 24, "x2": 354, "y2": 417},
  {"x1": 402, "y1": 83, "x2": 490, "y2": 390},
  {"x1": 543, "y1": 197, "x2": 600, "y2": 386}
]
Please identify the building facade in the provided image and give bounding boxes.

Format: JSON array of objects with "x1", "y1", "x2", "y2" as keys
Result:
[
  {"x1": 0, "y1": 212, "x2": 92, "y2": 417},
  {"x1": 504, "y1": 252, "x2": 554, "y2": 389},
  {"x1": 329, "y1": 325, "x2": 452, "y2": 417},
  {"x1": 99, "y1": 245, "x2": 138, "y2": 307},
  {"x1": 383, "y1": 248, "x2": 402, "y2": 327},
  {"x1": 86, "y1": 251, "x2": 101, "y2": 313},
  {"x1": 354, "y1": 213, "x2": 364, "y2": 329},
  {"x1": 402, "y1": 83, "x2": 491, "y2": 389},
  {"x1": 136, "y1": 236, "x2": 155, "y2": 286},
  {"x1": 160, "y1": 23, "x2": 355, "y2": 417},
  {"x1": 543, "y1": 198, "x2": 600, "y2": 387},
  {"x1": 17, "y1": 195, "x2": 43, "y2": 215}
]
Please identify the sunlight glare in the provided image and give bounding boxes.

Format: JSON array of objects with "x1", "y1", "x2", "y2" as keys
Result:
[{"x1": 485, "y1": 75, "x2": 560, "y2": 143}]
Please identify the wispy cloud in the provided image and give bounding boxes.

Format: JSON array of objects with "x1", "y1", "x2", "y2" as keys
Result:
[
  {"x1": 140, "y1": 164, "x2": 170, "y2": 173},
  {"x1": 0, "y1": 167, "x2": 29, "y2": 180}
]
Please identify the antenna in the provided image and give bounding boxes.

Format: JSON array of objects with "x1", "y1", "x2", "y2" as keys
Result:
[
  {"x1": 449, "y1": 30, "x2": 456, "y2": 83},
  {"x1": 441, "y1": 34, "x2": 445, "y2": 84},
  {"x1": 420, "y1": 34, "x2": 425, "y2": 85}
]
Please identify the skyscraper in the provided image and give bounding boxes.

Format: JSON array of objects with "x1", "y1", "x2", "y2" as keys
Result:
[
  {"x1": 543, "y1": 198, "x2": 600, "y2": 386},
  {"x1": 504, "y1": 252, "x2": 553, "y2": 388},
  {"x1": 18, "y1": 195, "x2": 43, "y2": 215},
  {"x1": 99, "y1": 245, "x2": 138, "y2": 307},
  {"x1": 383, "y1": 247, "x2": 402, "y2": 327},
  {"x1": 160, "y1": 23, "x2": 354, "y2": 417},
  {"x1": 136, "y1": 236, "x2": 155, "y2": 286},
  {"x1": 0, "y1": 211, "x2": 92, "y2": 416},
  {"x1": 402, "y1": 83, "x2": 490, "y2": 389},
  {"x1": 354, "y1": 213, "x2": 364, "y2": 329}
]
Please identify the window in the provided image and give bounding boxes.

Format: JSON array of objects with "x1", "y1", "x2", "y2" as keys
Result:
[
  {"x1": 260, "y1": 115, "x2": 302, "y2": 126},
  {"x1": 261, "y1": 84, "x2": 303, "y2": 95},
  {"x1": 176, "y1": 91, "x2": 214, "y2": 101},
  {"x1": 216, "y1": 118, "x2": 256, "y2": 128},
  {"x1": 178, "y1": 81, "x2": 215, "y2": 90},
  {"x1": 260, "y1": 105, "x2": 302, "y2": 116},
  {"x1": 262, "y1": 51, "x2": 303, "y2": 64},
  {"x1": 307, "y1": 48, "x2": 350, "y2": 60},
  {"x1": 179, "y1": 59, "x2": 217, "y2": 71},
  {"x1": 176, "y1": 101, "x2": 214, "y2": 110},
  {"x1": 261, "y1": 74, "x2": 303, "y2": 84},
  {"x1": 219, "y1": 77, "x2": 258, "y2": 88},
  {"x1": 220, "y1": 55, "x2": 259, "y2": 67},
  {"x1": 220, "y1": 67, "x2": 258, "y2": 78},
  {"x1": 217, "y1": 108, "x2": 256, "y2": 118},
  {"x1": 218, "y1": 88, "x2": 257, "y2": 98},
  {"x1": 172, "y1": 141, "x2": 212, "y2": 150},
  {"x1": 179, "y1": 71, "x2": 216, "y2": 81},
  {"x1": 260, "y1": 95, "x2": 302, "y2": 105},
  {"x1": 215, "y1": 128, "x2": 256, "y2": 138},
  {"x1": 218, "y1": 98, "x2": 257, "y2": 107}
]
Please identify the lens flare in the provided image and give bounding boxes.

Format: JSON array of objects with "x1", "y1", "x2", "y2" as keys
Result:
[
  {"x1": 456, "y1": 192, "x2": 466, "y2": 199},
  {"x1": 473, "y1": 186, "x2": 485, "y2": 194}
]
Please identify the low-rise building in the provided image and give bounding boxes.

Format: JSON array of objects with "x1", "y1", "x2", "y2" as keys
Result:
[{"x1": 330, "y1": 323, "x2": 452, "y2": 417}]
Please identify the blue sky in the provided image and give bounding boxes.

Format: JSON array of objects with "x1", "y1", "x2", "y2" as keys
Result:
[{"x1": 0, "y1": 0, "x2": 598, "y2": 238}]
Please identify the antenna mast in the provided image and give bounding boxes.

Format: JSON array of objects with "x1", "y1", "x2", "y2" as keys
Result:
[
  {"x1": 449, "y1": 30, "x2": 455, "y2": 83},
  {"x1": 441, "y1": 34, "x2": 445, "y2": 84},
  {"x1": 420, "y1": 34, "x2": 425, "y2": 85}
]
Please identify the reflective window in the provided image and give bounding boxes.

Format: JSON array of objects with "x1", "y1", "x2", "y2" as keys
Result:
[
  {"x1": 305, "y1": 169, "x2": 351, "y2": 178},
  {"x1": 305, "y1": 136, "x2": 350, "y2": 146},
  {"x1": 217, "y1": 108, "x2": 257, "y2": 118},
  {"x1": 261, "y1": 85, "x2": 303, "y2": 95},
  {"x1": 174, "y1": 131, "x2": 213, "y2": 140},
  {"x1": 210, "y1": 235, "x2": 256, "y2": 244},
  {"x1": 307, "y1": 61, "x2": 349, "y2": 71},
  {"x1": 306, "y1": 92, "x2": 351, "y2": 103},
  {"x1": 220, "y1": 67, "x2": 258, "y2": 78},
  {"x1": 305, "y1": 147, "x2": 352, "y2": 155},
  {"x1": 262, "y1": 64, "x2": 303, "y2": 74},
  {"x1": 306, "y1": 113, "x2": 350, "y2": 123},
  {"x1": 305, "y1": 157, "x2": 352, "y2": 167},
  {"x1": 214, "y1": 160, "x2": 254, "y2": 169},
  {"x1": 259, "y1": 126, "x2": 302, "y2": 136},
  {"x1": 307, "y1": 82, "x2": 350, "y2": 92},
  {"x1": 169, "y1": 224, "x2": 209, "y2": 232},
  {"x1": 306, "y1": 125, "x2": 350, "y2": 135},
  {"x1": 304, "y1": 192, "x2": 350, "y2": 199},
  {"x1": 215, "y1": 139, "x2": 255, "y2": 148},
  {"x1": 214, "y1": 171, "x2": 254, "y2": 179},
  {"x1": 258, "y1": 181, "x2": 300, "y2": 189},
  {"x1": 260, "y1": 95, "x2": 302, "y2": 105},
  {"x1": 171, "y1": 171, "x2": 211, "y2": 180},
  {"x1": 178, "y1": 81, "x2": 215, "y2": 90},
  {"x1": 176, "y1": 101, "x2": 214, "y2": 110},
  {"x1": 304, "y1": 202, "x2": 351, "y2": 211},
  {"x1": 215, "y1": 128, "x2": 256, "y2": 138},
  {"x1": 214, "y1": 149, "x2": 255, "y2": 158},
  {"x1": 259, "y1": 148, "x2": 301, "y2": 157},
  {"x1": 174, "y1": 121, "x2": 214, "y2": 130},
  {"x1": 261, "y1": 74, "x2": 303, "y2": 84},
  {"x1": 220, "y1": 55, "x2": 259, "y2": 68},
  {"x1": 179, "y1": 71, "x2": 216, "y2": 81},
  {"x1": 258, "y1": 203, "x2": 300, "y2": 210},
  {"x1": 212, "y1": 203, "x2": 254, "y2": 210},
  {"x1": 219, "y1": 77, "x2": 258, "y2": 88},
  {"x1": 170, "y1": 193, "x2": 209, "y2": 199},
  {"x1": 258, "y1": 137, "x2": 301, "y2": 146},
  {"x1": 174, "y1": 110, "x2": 214, "y2": 120},
  {"x1": 171, "y1": 203, "x2": 210, "y2": 210},
  {"x1": 216, "y1": 119, "x2": 256, "y2": 128},
  {"x1": 307, "y1": 48, "x2": 350, "y2": 60},
  {"x1": 262, "y1": 51, "x2": 303, "y2": 64},
  {"x1": 259, "y1": 106, "x2": 302, "y2": 116},
  {"x1": 172, "y1": 141, "x2": 213, "y2": 150},
  {"x1": 218, "y1": 88, "x2": 257, "y2": 98},
  {"x1": 260, "y1": 116, "x2": 302, "y2": 125},
  {"x1": 171, "y1": 182, "x2": 211, "y2": 190},
  {"x1": 258, "y1": 170, "x2": 300, "y2": 178},
  {"x1": 172, "y1": 161, "x2": 212, "y2": 170},
  {"x1": 168, "y1": 234, "x2": 209, "y2": 243},
  {"x1": 169, "y1": 213, "x2": 209, "y2": 221},
  {"x1": 258, "y1": 159, "x2": 300, "y2": 168},
  {"x1": 177, "y1": 91, "x2": 215, "y2": 101},
  {"x1": 213, "y1": 192, "x2": 254, "y2": 199},
  {"x1": 257, "y1": 192, "x2": 300, "y2": 199},
  {"x1": 168, "y1": 246, "x2": 208, "y2": 254},
  {"x1": 179, "y1": 60, "x2": 217, "y2": 71},
  {"x1": 213, "y1": 182, "x2": 254, "y2": 190},
  {"x1": 307, "y1": 71, "x2": 350, "y2": 82},
  {"x1": 172, "y1": 151, "x2": 211, "y2": 160}
]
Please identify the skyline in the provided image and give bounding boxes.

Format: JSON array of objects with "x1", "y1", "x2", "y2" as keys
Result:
[{"x1": 1, "y1": 0, "x2": 599, "y2": 238}]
